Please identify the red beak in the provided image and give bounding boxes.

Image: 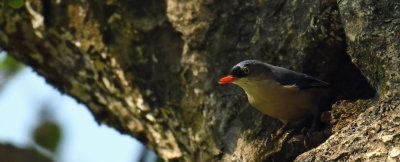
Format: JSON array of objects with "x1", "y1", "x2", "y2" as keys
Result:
[{"x1": 218, "y1": 75, "x2": 238, "y2": 84}]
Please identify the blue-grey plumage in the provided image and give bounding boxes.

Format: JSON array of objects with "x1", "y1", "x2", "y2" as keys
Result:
[{"x1": 219, "y1": 60, "x2": 331, "y2": 125}]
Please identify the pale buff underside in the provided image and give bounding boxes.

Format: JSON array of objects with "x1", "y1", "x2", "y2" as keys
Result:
[{"x1": 233, "y1": 78, "x2": 323, "y2": 124}]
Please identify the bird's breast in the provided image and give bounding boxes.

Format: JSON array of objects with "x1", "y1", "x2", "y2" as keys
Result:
[{"x1": 236, "y1": 80, "x2": 318, "y2": 123}]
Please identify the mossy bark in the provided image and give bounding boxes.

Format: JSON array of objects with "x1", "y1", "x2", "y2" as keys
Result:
[
  {"x1": 297, "y1": 0, "x2": 400, "y2": 161},
  {"x1": 0, "y1": 0, "x2": 398, "y2": 161}
]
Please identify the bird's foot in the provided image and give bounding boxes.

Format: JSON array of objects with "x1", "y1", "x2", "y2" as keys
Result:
[
  {"x1": 302, "y1": 128, "x2": 312, "y2": 150},
  {"x1": 301, "y1": 122, "x2": 331, "y2": 150},
  {"x1": 267, "y1": 123, "x2": 287, "y2": 142}
]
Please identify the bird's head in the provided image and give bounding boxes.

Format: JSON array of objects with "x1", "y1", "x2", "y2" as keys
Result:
[{"x1": 218, "y1": 60, "x2": 274, "y2": 85}]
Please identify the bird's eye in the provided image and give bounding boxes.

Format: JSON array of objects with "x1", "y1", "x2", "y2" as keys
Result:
[{"x1": 243, "y1": 66, "x2": 250, "y2": 74}]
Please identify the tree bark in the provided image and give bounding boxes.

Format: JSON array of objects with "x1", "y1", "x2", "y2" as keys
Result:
[
  {"x1": 296, "y1": 0, "x2": 400, "y2": 161},
  {"x1": 0, "y1": 144, "x2": 52, "y2": 162},
  {"x1": 0, "y1": 0, "x2": 398, "y2": 161}
]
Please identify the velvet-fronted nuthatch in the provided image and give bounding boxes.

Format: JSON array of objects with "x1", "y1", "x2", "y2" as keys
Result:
[{"x1": 219, "y1": 60, "x2": 331, "y2": 130}]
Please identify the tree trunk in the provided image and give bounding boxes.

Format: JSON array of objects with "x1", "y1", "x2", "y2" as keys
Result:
[{"x1": 0, "y1": 0, "x2": 398, "y2": 161}]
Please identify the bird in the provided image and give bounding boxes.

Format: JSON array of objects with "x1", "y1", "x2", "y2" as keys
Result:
[{"x1": 219, "y1": 60, "x2": 331, "y2": 136}]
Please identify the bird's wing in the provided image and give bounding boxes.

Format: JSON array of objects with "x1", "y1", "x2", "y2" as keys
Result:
[{"x1": 269, "y1": 65, "x2": 330, "y2": 89}]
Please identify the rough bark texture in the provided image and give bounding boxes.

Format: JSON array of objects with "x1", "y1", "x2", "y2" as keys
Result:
[
  {"x1": 0, "y1": 0, "x2": 397, "y2": 161},
  {"x1": 296, "y1": 0, "x2": 400, "y2": 161},
  {"x1": 0, "y1": 144, "x2": 51, "y2": 162}
]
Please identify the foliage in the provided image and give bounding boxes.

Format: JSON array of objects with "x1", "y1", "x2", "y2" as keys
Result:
[
  {"x1": 5, "y1": 0, "x2": 24, "y2": 9},
  {"x1": 0, "y1": 54, "x2": 23, "y2": 90}
]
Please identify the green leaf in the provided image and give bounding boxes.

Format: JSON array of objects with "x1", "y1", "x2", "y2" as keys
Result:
[
  {"x1": 33, "y1": 121, "x2": 62, "y2": 152},
  {"x1": 7, "y1": 0, "x2": 24, "y2": 9},
  {"x1": 0, "y1": 55, "x2": 22, "y2": 72}
]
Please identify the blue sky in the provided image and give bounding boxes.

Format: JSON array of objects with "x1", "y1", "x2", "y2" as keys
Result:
[{"x1": 0, "y1": 67, "x2": 147, "y2": 162}]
